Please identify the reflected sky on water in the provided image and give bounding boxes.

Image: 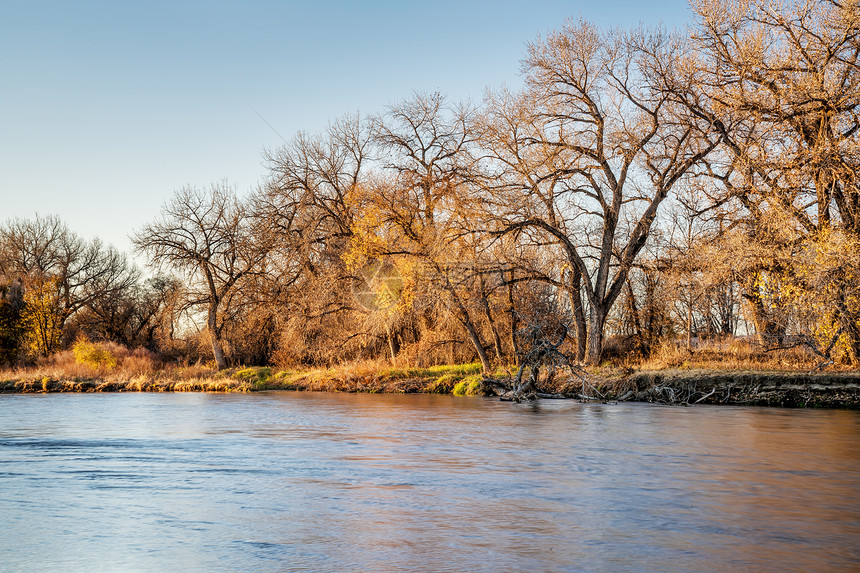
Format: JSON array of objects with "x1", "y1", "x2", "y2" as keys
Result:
[{"x1": 1, "y1": 392, "x2": 858, "y2": 572}]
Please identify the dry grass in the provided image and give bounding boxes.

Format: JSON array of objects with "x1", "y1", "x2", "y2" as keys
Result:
[
  {"x1": 0, "y1": 342, "x2": 253, "y2": 393},
  {"x1": 0, "y1": 372, "x2": 250, "y2": 393},
  {"x1": 36, "y1": 342, "x2": 161, "y2": 378},
  {"x1": 0, "y1": 353, "x2": 494, "y2": 395},
  {"x1": 635, "y1": 337, "x2": 846, "y2": 372},
  {"x1": 3, "y1": 335, "x2": 857, "y2": 397}
]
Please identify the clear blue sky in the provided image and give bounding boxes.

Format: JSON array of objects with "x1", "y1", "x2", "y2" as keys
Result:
[{"x1": 1, "y1": 0, "x2": 694, "y2": 256}]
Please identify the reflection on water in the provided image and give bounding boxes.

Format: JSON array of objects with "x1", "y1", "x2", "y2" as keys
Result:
[{"x1": 1, "y1": 392, "x2": 858, "y2": 572}]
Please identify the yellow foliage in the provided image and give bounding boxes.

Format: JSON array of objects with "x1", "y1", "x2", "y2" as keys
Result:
[
  {"x1": 72, "y1": 337, "x2": 118, "y2": 370},
  {"x1": 342, "y1": 201, "x2": 388, "y2": 272},
  {"x1": 779, "y1": 229, "x2": 860, "y2": 363},
  {"x1": 21, "y1": 277, "x2": 64, "y2": 358},
  {"x1": 341, "y1": 189, "x2": 420, "y2": 318}
]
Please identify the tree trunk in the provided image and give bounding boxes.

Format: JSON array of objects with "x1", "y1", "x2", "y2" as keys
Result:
[
  {"x1": 835, "y1": 295, "x2": 860, "y2": 365},
  {"x1": 461, "y1": 312, "x2": 492, "y2": 373},
  {"x1": 568, "y1": 269, "x2": 587, "y2": 362},
  {"x1": 506, "y1": 273, "x2": 520, "y2": 366},
  {"x1": 625, "y1": 277, "x2": 644, "y2": 353},
  {"x1": 487, "y1": 311, "x2": 504, "y2": 362},
  {"x1": 208, "y1": 302, "x2": 227, "y2": 369},
  {"x1": 686, "y1": 288, "x2": 693, "y2": 350},
  {"x1": 840, "y1": 315, "x2": 860, "y2": 366},
  {"x1": 444, "y1": 278, "x2": 492, "y2": 373},
  {"x1": 385, "y1": 322, "x2": 399, "y2": 366},
  {"x1": 585, "y1": 306, "x2": 606, "y2": 365},
  {"x1": 741, "y1": 282, "x2": 785, "y2": 347},
  {"x1": 478, "y1": 274, "x2": 504, "y2": 362}
]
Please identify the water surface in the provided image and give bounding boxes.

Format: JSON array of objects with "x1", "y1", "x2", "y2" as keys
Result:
[{"x1": 1, "y1": 392, "x2": 858, "y2": 572}]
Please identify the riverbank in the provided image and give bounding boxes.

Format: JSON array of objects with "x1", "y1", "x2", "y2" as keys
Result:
[
  {"x1": 0, "y1": 363, "x2": 488, "y2": 396},
  {"x1": 2, "y1": 363, "x2": 860, "y2": 407},
  {"x1": 626, "y1": 369, "x2": 860, "y2": 408}
]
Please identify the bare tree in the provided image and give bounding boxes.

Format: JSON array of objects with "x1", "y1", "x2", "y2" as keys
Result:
[
  {"x1": 688, "y1": 0, "x2": 859, "y2": 233},
  {"x1": 481, "y1": 22, "x2": 718, "y2": 364},
  {"x1": 133, "y1": 183, "x2": 272, "y2": 369},
  {"x1": 73, "y1": 275, "x2": 182, "y2": 350},
  {"x1": 264, "y1": 114, "x2": 369, "y2": 261},
  {"x1": 261, "y1": 115, "x2": 374, "y2": 365}
]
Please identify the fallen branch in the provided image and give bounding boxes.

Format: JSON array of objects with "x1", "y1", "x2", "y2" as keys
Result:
[
  {"x1": 536, "y1": 392, "x2": 568, "y2": 399},
  {"x1": 617, "y1": 390, "x2": 634, "y2": 401},
  {"x1": 693, "y1": 387, "x2": 716, "y2": 404}
]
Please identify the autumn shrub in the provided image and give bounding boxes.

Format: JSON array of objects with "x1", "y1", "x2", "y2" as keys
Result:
[
  {"x1": 73, "y1": 337, "x2": 118, "y2": 370},
  {"x1": 271, "y1": 326, "x2": 312, "y2": 368},
  {"x1": 29, "y1": 338, "x2": 159, "y2": 378}
]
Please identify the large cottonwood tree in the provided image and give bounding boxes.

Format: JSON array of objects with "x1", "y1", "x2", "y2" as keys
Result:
[
  {"x1": 261, "y1": 116, "x2": 374, "y2": 364},
  {"x1": 482, "y1": 22, "x2": 718, "y2": 364},
  {"x1": 370, "y1": 92, "x2": 496, "y2": 373}
]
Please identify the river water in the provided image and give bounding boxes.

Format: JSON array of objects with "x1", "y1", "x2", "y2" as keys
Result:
[{"x1": 0, "y1": 392, "x2": 858, "y2": 572}]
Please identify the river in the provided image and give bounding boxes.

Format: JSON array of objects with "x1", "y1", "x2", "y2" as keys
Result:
[{"x1": 1, "y1": 392, "x2": 858, "y2": 572}]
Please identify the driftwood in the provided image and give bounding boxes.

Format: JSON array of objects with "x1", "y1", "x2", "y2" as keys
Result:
[
  {"x1": 482, "y1": 323, "x2": 606, "y2": 402},
  {"x1": 506, "y1": 325, "x2": 568, "y2": 401},
  {"x1": 627, "y1": 370, "x2": 860, "y2": 408},
  {"x1": 487, "y1": 369, "x2": 860, "y2": 408},
  {"x1": 536, "y1": 392, "x2": 568, "y2": 399}
]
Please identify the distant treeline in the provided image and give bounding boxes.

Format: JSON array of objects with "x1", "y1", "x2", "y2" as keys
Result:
[{"x1": 2, "y1": 0, "x2": 858, "y2": 371}]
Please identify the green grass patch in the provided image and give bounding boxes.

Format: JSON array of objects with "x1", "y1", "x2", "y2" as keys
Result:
[
  {"x1": 233, "y1": 366, "x2": 272, "y2": 387},
  {"x1": 426, "y1": 373, "x2": 456, "y2": 394},
  {"x1": 380, "y1": 362, "x2": 483, "y2": 380},
  {"x1": 232, "y1": 362, "x2": 496, "y2": 394},
  {"x1": 452, "y1": 374, "x2": 483, "y2": 396}
]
